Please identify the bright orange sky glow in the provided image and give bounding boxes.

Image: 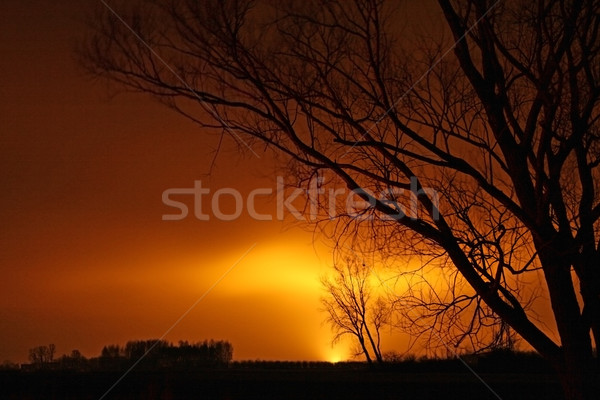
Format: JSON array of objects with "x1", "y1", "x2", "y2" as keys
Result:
[
  {"x1": 0, "y1": 1, "x2": 397, "y2": 364},
  {"x1": 0, "y1": 1, "x2": 561, "y2": 366}
]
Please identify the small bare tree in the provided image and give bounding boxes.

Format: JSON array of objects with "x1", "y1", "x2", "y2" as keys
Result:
[
  {"x1": 321, "y1": 260, "x2": 390, "y2": 363},
  {"x1": 28, "y1": 344, "x2": 55, "y2": 365}
]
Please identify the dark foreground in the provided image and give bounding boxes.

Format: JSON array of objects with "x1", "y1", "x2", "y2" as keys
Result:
[{"x1": 1, "y1": 363, "x2": 563, "y2": 400}]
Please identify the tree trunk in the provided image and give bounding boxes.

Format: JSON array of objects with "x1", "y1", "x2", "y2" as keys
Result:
[
  {"x1": 358, "y1": 337, "x2": 372, "y2": 364},
  {"x1": 363, "y1": 325, "x2": 383, "y2": 363},
  {"x1": 556, "y1": 359, "x2": 597, "y2": 400},
  {"x1": 538, "y1": 241, "x2": 597, "y2": 400}
]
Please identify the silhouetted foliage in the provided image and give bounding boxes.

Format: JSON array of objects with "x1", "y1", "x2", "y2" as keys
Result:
[
  {"x1": 100, "y1": 344, "x2": 121, "y2": 359},
  {"x1": 0, "y1": 360, "x2": 19, "y2": 371},
  {"x1": 57, "y1": 349, "x2": 88, "y2": 371},
  {"x1": 382, "y1": 351, "x2": 413, "y2": 363},
  {"x1": 4, "y1": 350, "x2": 569, "y2": 400},
  {"x1": 22, "y1": 339, "x2": 233, "y2": 373},
  {"x1": 98, "y1": 339, "x2": 233, "y2": 370},
  {"x1": 28, "y1": 344, "x2": 55, "y2": 365}
]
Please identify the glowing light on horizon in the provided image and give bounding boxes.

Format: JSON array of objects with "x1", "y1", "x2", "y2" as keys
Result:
[{"x1": 329, "y1": 354, "x2": 342, "y2": 363}]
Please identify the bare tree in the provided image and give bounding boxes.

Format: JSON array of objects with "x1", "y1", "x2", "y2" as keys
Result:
[
  {"x1": 81, "y1": 0, "x2": 600, "y2": 398},
  {"x1": 100, "y1": 344, "x2": 122, "y2": 359},
  {"x1": 28, "y1": 344, "x2": 55, "y2": 365},
  {"x1": 321, "y1": 259, "x2": 390, "y2": 363}
]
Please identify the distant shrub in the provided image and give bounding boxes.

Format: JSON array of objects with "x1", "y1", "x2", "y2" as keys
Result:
[{"x1": 0, "y1": 360, "x2": 19, "y2": 370}]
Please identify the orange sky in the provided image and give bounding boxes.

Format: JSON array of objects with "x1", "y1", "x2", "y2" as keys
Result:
[
  {"x1": 0, "y1": 1, "x2": 561, "y2": 366},
  {"x1": 0, "y1": 1, "x2": 410, "y2": 364}
]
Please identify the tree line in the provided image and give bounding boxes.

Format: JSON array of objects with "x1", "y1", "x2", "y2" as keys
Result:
[{"x1": 21, "y1": 339, "x2": 233, "y2": 371}]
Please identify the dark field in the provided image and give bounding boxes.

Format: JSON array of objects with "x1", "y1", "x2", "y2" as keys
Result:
[{"x1": 1, "y1": 362, "x2": 564, "y2": 400}]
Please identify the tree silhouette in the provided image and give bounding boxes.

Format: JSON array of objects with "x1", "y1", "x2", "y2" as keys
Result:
[
  {"x1": 57, "y1": 349, "x2": 87, "y2": 371},
  {"x1": 321, "y1": 259, "x2": 390, "y2": 363},
  {"x1": 81, "y1": 1, "x2": 600, "y2": 398},
  {"x1": 28, "y1": 344, "x2": 55, "y2": 366},
  {"x1": 98, "y1": 339, "x2": 233, "y2": 369},
  {"x1": 100, "y1": 344, "x2": 121, "y2": 359}
]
